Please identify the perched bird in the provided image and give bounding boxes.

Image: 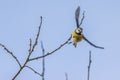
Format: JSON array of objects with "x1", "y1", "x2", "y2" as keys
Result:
[{"x1": 71, "y1": 6, "x2": 104, "y2": 49}]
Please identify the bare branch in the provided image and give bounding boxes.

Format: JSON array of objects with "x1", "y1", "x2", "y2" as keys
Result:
[
  {"x1": 87, "y1": 51, "x2": 92, "y2": 80},
  {"x1": 12, "y1": 16, "x2": 43, "y2": 80},
  {"x1": 29, "y1": 36, "x2": 72, "y2": 61},
  {"x1": 28, "y1": 39, "x2": 32, "y2": 53},
  {"x1": 41, "y1": 41, "x2": 45, "y2": 80},
  {"x1": 30, "y1": 16, "x2": 42, "y2": 54},
  {"x1": 25, "y1": 66, "x2": 42, "y2": 77},
  {"x1": 65, "y1": 73, "x2": 68, "y2": 80},
  {"x1": 0, "y1": 44, "x2": 21, "y2": 68},
  {"x1": 79, "y1": 11, "x2": 85, "y2": 27},
  {"x1": 25, "y1": 42, "x2": 46, "y2": 80}
]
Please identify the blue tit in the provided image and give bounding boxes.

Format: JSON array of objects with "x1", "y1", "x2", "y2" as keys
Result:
[
  {"x1": 72, "y1": 28, "x2": 83, "y2": 47},
  {"x1": 71, "y1": 6, "x2": 104, "y2": 49},
  {"x1": 71, "y1": 6, "x2": 83, "y2": 47}
]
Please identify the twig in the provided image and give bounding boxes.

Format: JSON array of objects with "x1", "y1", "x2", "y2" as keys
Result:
[
  {"x1": 25, "y1": 42, "x2": 46, "y2": 79},
  {"x1": 30, "y1": 16, "x2": 42, "y2": 54},
  {"x1": 29, "y1": 35, "x2": 72, "y2": 61},
  {"x1": 0, "y1": 44, "x2": 21, "y2": 68},
  {"x1": 25, "y1": 66, "x2": 42, "y2": 77},
  {"x1": 77, "y1": 8, "x2": 104, "y2": 49},
  {"x1": 12, "y1": 40, "x2": 32, "y2": 80},
  {"x1": 87, "y1": 51, "x2": 92, "y2": 80},
  {"x1": 28, "y1": 39, "x2": 32, "y2": 53},
  {"x1": 12, "y1": 16, "x2": 42, "y2": 80},
  {"x1": 41, "y1": 41, "x2": 45, "y2": 80},
  {"x1": 79, "y1": 11, "x2": 85, "y2": 27},
  {"x1": 65, "y1": 73, "x2": 68, "y2": 80}
]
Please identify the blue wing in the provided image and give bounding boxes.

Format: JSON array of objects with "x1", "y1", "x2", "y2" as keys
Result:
[{"x1": 75, "y1": 6, "x2": 80, "y2": 28}]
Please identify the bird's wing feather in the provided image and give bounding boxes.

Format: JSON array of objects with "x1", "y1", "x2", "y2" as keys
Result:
[
  {"x1": 75, "y1": 6, "x2": 80, "y2": 28},
  {"x1": 82, "y1": 35, "x2": 104, "y2": 49}
]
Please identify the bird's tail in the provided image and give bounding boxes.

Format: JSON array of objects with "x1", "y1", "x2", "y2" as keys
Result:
[{"x1": 73, "y1": 42, "x2": 77, "y2": 48}]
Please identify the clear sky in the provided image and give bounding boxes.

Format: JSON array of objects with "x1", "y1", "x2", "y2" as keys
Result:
[{"x1": 0, "y1": 0, "x2": 120, "y2": 80}]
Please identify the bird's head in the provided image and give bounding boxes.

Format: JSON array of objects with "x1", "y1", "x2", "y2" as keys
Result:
[{"x1": 75, "y1": 28, "x2": 83, "y2": 34}]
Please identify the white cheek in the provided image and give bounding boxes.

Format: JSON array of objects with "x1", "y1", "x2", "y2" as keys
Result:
[{"x1": 76, "y1": 30, "x2": 79, "y2": 33}]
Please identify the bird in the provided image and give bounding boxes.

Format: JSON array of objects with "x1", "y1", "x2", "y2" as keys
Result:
[
  {"x1": 72, "y1": 27, "x2": 83, "y2": 47},
  {"x1": 71, "y1": 6, "x2": 104, "y2": 49}
]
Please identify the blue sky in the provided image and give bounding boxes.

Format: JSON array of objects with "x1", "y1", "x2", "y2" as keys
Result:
[{"x1": 0, "y1": 0, "x2": 120, "y2": 80}]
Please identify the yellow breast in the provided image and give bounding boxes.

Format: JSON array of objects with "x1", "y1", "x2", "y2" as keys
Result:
[{"x1": 72, "y1": 30, "x2": 83, "y2": 43}]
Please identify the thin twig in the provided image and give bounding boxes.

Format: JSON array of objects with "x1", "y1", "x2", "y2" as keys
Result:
[
  {"x1": 28, "y1": 39, "x2": 32, "y2": 53},
  {"x1": 79, "y1": 11, "x2": 85, "y2": 27},
  {"x1": 65, "y1": 73, "x2": 68, "y2": 80},
  {"x1": 30, "y1": 16, "x2": 42, "y2": 54},
  {"x1": 0, "y1": 44, "x2": 21, "y2": 68},
  {"x1": 12, "y1": 48, "x2": 31, "y2": 80},
  {"x1": 25, "y1": 66, "x2": 42, "y2": 77},
  {"x1": 12, "y1": 16, "x2": 42, "y2": 80},
  {"x1": 78, "y1": 9, "x2": 104, "y2": 49},
  {"x1": 87, "y1": 51, "x2": 92, "y2": 80},
  {"x1": 29, "y1": 36, "x2": 72, "y2": 61},
  {"x1": 41, "y1": 41, "x2": 45, "y2": 80}
]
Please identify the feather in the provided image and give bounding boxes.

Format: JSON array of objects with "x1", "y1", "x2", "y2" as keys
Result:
[
  {"x1": 75, "y1": 6, "x2": 80, "y2": 28},
  {"x1": 82, "y1": 35, "x2": 104, "y2": 49}
]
